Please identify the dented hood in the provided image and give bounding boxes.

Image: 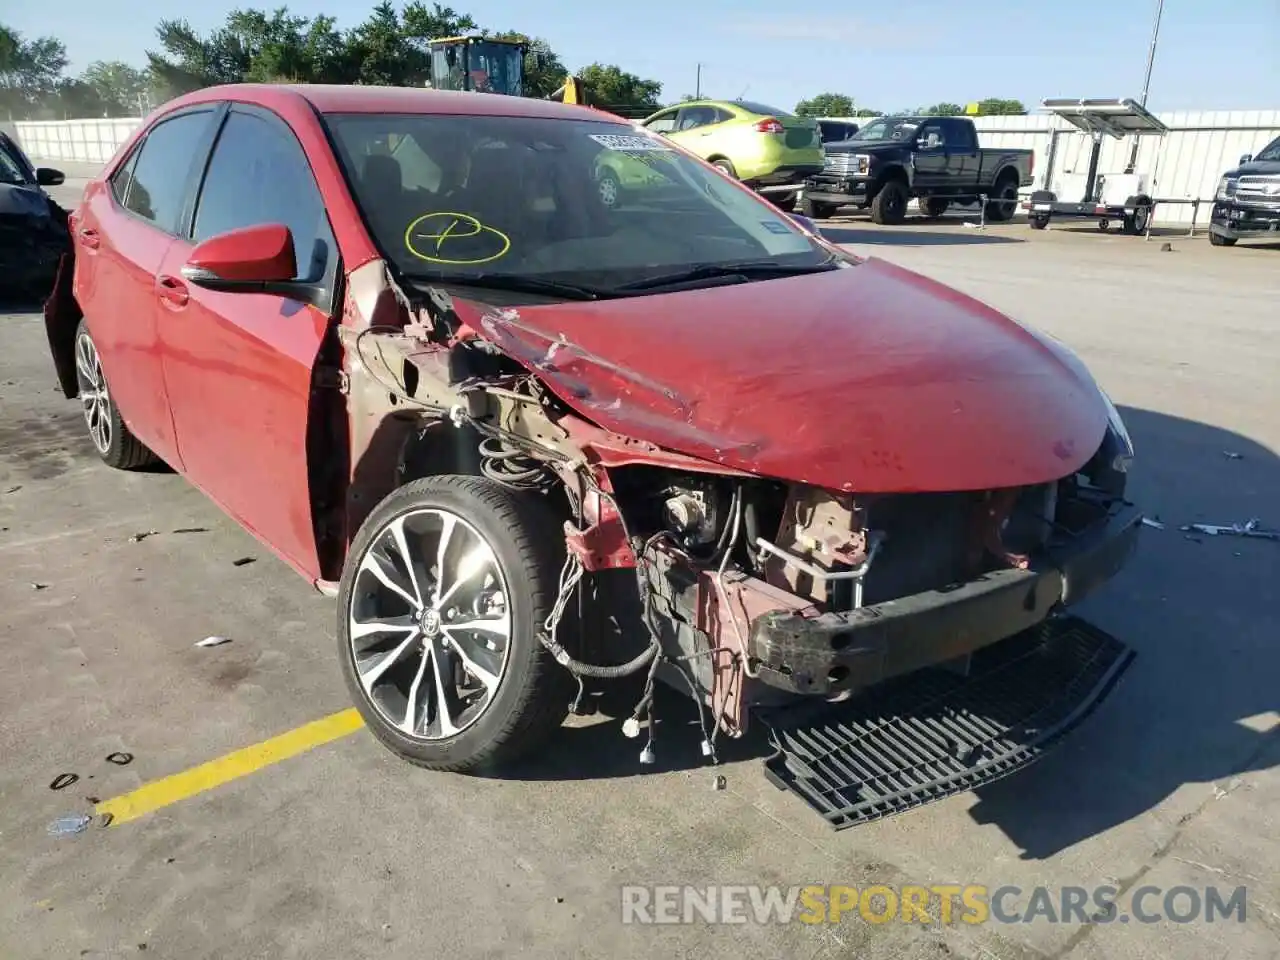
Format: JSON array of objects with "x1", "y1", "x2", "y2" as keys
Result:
[{"x1": 471, "y1": 258, "x2": 1109, "y2": 493}]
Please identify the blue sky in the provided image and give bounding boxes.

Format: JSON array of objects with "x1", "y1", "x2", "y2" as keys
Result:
[{"x1": 9, "y1": 0, "x2": 1279, "y2": 112}]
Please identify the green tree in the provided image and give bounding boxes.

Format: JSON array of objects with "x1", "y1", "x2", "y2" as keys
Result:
[
  {"x1": 1, "y1": 23, "x2": 69, "y2": 119},
  {"x1": 919, "y1": 102, "x2": 964, "y2": 116},
  {"x1": 795, "y1": 92, "x2": 854, "y2": 117},
  {"x1": 975, "y1": 97, "x2": 1025, "y2": 115},
  {"x1": 80, "y1": 60, "x2": 149, "y2": 114},
  {"x1": 575, "y1": 63, "x2": 661, "y2": 116}
]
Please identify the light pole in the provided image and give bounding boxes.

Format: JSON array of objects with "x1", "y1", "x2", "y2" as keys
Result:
[
  {"x1": 695, "y1": 63, "x2": 702, "y2": 99},
  {"x1": 1139, "y1": 0, "x2": 1165, "y2": 108},
  {"x1": 1127, "y1": 0, "x2": 1165, "y2": 171}
]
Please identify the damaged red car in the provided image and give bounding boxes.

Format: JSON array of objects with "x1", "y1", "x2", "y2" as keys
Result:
[{"x1": 45, "y1": 85, "x2": 1141, "y2": 815}]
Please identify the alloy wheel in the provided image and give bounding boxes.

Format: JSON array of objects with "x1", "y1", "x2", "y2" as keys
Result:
[
  {"x1": 75, "y1": 332, "x2": 111, "y2": 454},
  {"x1": 347, "y1": 508, "x2": 512, "y2": 741},
  {"x1": 598, "y1": 175, "x2": 619, "y2": 207}
]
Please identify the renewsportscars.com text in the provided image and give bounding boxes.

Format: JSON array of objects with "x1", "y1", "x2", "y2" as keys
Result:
[{"x1": 620, "y1": 884, "x2": 1248, "y2": 926}]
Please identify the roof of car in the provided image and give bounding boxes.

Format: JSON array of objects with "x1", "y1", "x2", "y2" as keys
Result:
[{"x1": 165, "y1": 83, "x2": 625, "y2": 122}]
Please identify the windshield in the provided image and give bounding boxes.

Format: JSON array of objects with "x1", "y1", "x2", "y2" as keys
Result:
[
  {"x1": 326, "y1": 113, "x2": 829, "y2": 292},
  {"x1": 851, "y1": 118, "x2": 920, "y2": 142},
  {"x1": 1255, "y1": 136, "x2": 1280, "y2": 163}
]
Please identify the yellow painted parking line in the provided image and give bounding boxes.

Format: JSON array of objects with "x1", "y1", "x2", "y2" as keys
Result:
[{"x1": 96, "y1": 708, "x2": 366, "y2": 826}]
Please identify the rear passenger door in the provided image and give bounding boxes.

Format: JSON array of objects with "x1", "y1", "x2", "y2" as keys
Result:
[
  {"x1": 73, "y1": 107, "x2": 219, "y2": 468},
  {"x1": 154, "y1": 105, "x2": 338, "y2": 580}
]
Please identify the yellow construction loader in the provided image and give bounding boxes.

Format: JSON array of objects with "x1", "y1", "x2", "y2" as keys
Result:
[{"x1": 426, "y1": 35, "x2": 585, "y2": 104}]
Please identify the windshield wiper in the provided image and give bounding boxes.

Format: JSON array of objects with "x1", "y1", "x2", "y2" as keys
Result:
[
  {"x1": 405, "y1": 272, "x2": 605, "y2": 301},
  {"x1": 612, "y1": 257, "x2": 842, "y2": 293}
]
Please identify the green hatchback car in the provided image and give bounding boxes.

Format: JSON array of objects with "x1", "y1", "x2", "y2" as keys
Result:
[{"x1": 640, "y1": 99, "x2": 823, "y2": 193}]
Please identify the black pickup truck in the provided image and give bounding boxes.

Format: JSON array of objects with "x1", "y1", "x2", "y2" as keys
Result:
[
  {"x1": 1210, "y1": 134, "x2": 1280, "y2": 247},
  {"x1": 801, "y1": 115, "x2": 1034, "y2": 224}
]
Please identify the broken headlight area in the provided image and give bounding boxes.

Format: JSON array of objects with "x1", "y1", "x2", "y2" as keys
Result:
[{"x1": 349, "y1": 293, "x2": 1139, "y2": 764}]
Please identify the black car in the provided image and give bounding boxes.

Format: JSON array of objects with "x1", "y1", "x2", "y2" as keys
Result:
[
  {"x1": 0, "y1": 132, "x2": 70, "y2": 300},
  {"x1": 1210, "y1": 135, "x2": 1280, "y2": 247}
]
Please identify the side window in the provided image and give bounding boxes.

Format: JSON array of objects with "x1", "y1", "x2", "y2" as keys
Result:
[
  {"x1": 676, "y1": 106, "x2": 717, "y2": 131},
  {"x1": 0, "y1": 144, "x2": 28, "y2": 184},
  {"x1": 109, "y1": 145, "x2": 140, "y2": 206},
  {"x1": 644, "y1": 110, "x2": 678, "y2": 134},
  {"x1": 713, "y1": 108, "x2": 734, "y2": 124},
  {"x1": 918, "y1": 124, "x2": 945, "y2": 149},
  {"x1": 124, "y1": 111, "x2": 214, "y2": 232},
  {"x1": 192, "y1": 111, "x2": 333, "y2": 283}
]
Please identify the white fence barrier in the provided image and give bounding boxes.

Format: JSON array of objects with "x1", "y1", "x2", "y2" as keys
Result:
[
  {"x1": 13, "y1": 118, "x2": 143, "y2": 166},
  {"x1": 14, "y1": 109, "x2": 1280, "y2": 227}
]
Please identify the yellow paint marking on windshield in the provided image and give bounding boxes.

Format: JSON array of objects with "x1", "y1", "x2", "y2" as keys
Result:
[{"x1": 404, "y1": 211, "x2": 511, "y2": 266}]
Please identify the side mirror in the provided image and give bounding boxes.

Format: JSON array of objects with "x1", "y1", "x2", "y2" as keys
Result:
[
  {"x1": 1239, "y1": 154, "x2": 1253, "y2": 166},
  {"x1": 181, "y1": 223, "x2": 297, "y2": 292},
  {"x1": 36, "y1": 167, "x2": 65, "y2": 186}
]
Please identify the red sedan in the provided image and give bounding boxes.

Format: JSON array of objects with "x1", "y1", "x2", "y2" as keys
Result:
[{"x1": 44, "y1": 84, "x2": 1140, "y2": 790}]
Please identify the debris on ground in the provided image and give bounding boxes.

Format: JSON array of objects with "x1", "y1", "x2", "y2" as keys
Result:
[
  {"x1": 195, "y1": 635, "x2": 233, "y2": 648},
  {"x1": 127, "y1": 530, "x2": 159, "y2": 543},
  {"x1": 712, "y1": 774, "x2": 727, "y2": 791},
  {"x1": 49, "y1": 773, "x2": 79, "y2": 791},
  {"x1": 1223, "y1": 451, "x2": 1244, "y2": 460},
  {"x1": 1160, "y1": 242, "x2": 1174, "y2": 252},
  {"x1": 105, "y1": 752, "x2": 133, "y2": 766},
  {"x1": 1141, "y1": 517, "x2": 1165, "y2": 530},
  {"x1": 47, "y1": 815, "x2": 92, "y2": 837},
  {"x1": 31, "y1": 582, "x2": 48, "y2": 590},
  {"x1": 4, "y1": 484, "x2": 21, "y2": 494},
  {"x1": 172, "y1": 527, "x2": 209, "y2": 534},
  {"x1": 232, "y1": 557, "x2": 256, "y2": 567},
  {"x1": 1179, "y1": 518, "x2": 1278, "y2": 541}
]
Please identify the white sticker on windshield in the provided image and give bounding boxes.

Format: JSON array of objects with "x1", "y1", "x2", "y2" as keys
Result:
[{"x1": 589, "y1": 134, "x2": 672, "y2": 152}]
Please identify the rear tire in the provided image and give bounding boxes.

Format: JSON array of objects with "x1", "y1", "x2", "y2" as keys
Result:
[
  {"x1": 918, "y1": 197, "x2": 949, "y2": 218},
  {"x1": 869, "y1": 178, "x2": 908, "y2": 225},
  {"x1": 770, "y1": 194, "x2": 797, "y2": 212},
  {"x1": 1029, "y1": 214, "x2": 1050, "y2": 230},
  {"x1": 801, "y1": 197, "x2": 837, "y2": 219},
  {"x1": 337, "y1": 475, "x2": 571, "y2": 772},
  {"x1": 1209, "y1": 231, "x2": 1237, "y2": 247},
  {"x1": 711, "y1": 158, "x2": 737, "y2": 179},
  {"x1": 596, "y1": 170, "x2": 622, "y2": 208},
  {"x1": 73, "y1": 321, "x2": 157, "y2": 470},
  {"x1": 1123, "y1": 203, "x2": 1151, "y2": 235},
  {"x1": 984, "y1": 174, "x2": 1019, "y2": 222}
]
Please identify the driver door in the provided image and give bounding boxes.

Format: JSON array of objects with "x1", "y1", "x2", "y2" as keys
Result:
[
  {"x1": 912, "y1": 121, "x2": 950, "y2": 192},
  {"x1": 155, "y1": 105, "x2": 339, "y2": 580}
]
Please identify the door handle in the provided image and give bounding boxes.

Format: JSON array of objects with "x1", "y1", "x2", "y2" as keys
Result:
[
  {"x1": 78, "y1": 227, "x2": 100, "y2": 250},
  {"x1": 156, "y1": 274, "x2": 190, "y2": 309}
]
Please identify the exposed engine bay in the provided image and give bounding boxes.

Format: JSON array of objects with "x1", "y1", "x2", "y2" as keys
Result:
[{"x1": 332, "y1": 261, "x2": 1141, "y2": 764}]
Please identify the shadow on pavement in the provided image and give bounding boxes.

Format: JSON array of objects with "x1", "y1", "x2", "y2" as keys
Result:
[
  {"x1": 968, "y1": 405, "x2": 1280, "y2": 859},
  {"x1": 818, "y1": 222, "x2": 1023, "y2": 246}
]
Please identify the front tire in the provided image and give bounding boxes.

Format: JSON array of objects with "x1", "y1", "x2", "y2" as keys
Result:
[
  {"x1": 337, "y1": 476, "x2": 570, "y2": 772},
  {"x1": 870, "y1": 178, "x2": 908, "y2": 225},
  {"x1": 1209, "y1": 231, "x2": 1237, "y2": 247},
  {"x1": 801, "y1": 197, "x2": 838, "y2": 219},
  {"x1": 74, "y1": 321, "x2": 156, "y2": 470}
]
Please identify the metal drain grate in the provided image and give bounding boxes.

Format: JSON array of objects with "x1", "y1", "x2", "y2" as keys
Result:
[{"x1": 759, "y1": 617, "x2": 1134, "y2": 830}]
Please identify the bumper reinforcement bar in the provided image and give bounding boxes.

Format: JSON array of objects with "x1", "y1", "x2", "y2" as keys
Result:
[{"x1": 758, "y1": 616, "x2": 1134, "y2": 829}]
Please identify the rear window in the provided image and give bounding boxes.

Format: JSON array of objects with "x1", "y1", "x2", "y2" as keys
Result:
[
  {"x1": 325, "y1": 113, "x2": 827, "y2": 293},
  {"x1": 734, "y1": 100, "x2": 793, "y2": 118}
]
